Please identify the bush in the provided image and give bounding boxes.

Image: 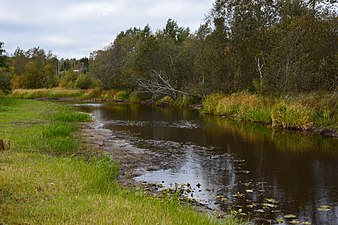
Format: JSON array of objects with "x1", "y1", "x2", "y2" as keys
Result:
[
  {"x1": 76, "y1": 74, "x2": 98, "y2": 89},
  {"x1": 156, "y1": 96, "x2": 174, "y2": 107},
  {"x1": 113, "y1": 90, "x2": 129, "y2": 101},
  {"x1": 0, "y1": 71, "x2": 12, "y2": 94},
  {"x1": 59, "y1": 71, "x2": 77, "y2": 89}
]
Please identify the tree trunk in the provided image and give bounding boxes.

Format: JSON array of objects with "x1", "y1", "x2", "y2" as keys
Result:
[{"x1": 0, "y1": 139, "x2": 4, "y2": 151}]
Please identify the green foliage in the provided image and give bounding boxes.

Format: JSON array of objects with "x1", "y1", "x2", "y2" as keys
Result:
[
  {"x1": 0, "y1": 70, "x2": 12, "y2": 94},
  {"x1": 271, "y1": 101, "x2": 311, "y2": 129},
  {"x1": 59, "y1": 71, "x2": 77, "y2": 88},
  {"x1": 50, "y1": 110, "x2": 92, "y2": 123},
  {"x1": 89, "y1": 1, "x2": 336, "y2": 97},
  {"x1": 42, "y1": 122, "x2": 77, "y2": 138},
  {"x1": 113, "y1": 90, "x2": 130, "y2": 101},
  {"x1": 76, "y1": 73, "x2": 99, "y2": 89}
]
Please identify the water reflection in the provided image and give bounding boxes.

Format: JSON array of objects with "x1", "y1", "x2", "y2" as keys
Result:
[{"x1": 73, "y1": 102, "x2": 338, "y2": 225}]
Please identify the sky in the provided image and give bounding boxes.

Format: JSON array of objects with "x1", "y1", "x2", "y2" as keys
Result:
[{"x1": 0, "y1": 0, "x2": 214, "y2": 59}]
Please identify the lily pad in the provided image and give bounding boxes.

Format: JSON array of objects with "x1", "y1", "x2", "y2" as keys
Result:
[
  {"x1": 301, "y1": 222, "x2": 311, "y2": 225},
  {"x1": 290, "y1": 219, "x2": 300, "y2": 224},
  {"x1": 272, "y1": 210, "x2": 281, "y2": 213},
  {"x1": 232, "y1": 192, "x2": 244, "y2": 198},
  {"x1": 262, "y1": 203, "x2": 277, "y2": 208},
  {"x1": 318, "y1": 205, "x2": 331, "y2": 211},
  {"x1": 276, "y1": 218, "x2": 284, "y2": 224},
  {"x1": 256, "y1": 209, "x2": 265, "y2": 213},
  {"x1": 284, "y1": 214, "x2": 297, "y2": 219},
  {"x1": 245, "y1": 189, "x2": 253, "y2": 193},
  {"x1": 265, "y1": 198, "x2": 278, "y2": 204}
]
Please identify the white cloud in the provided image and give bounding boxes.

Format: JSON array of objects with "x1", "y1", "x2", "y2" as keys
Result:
[{"x1": 0, "y1": 0, "x2": 214, "y2": 58}]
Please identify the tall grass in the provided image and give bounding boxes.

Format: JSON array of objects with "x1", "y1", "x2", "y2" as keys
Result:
[
  {"x1": 49, "y1": 110, "x2": 92, "y2": 122},
  {"x1": 201, "y1": 92, "x2": 338, "y2": 130},
  {"x1": 11, "y1": 88, "x2": 86, "y2": 99}
]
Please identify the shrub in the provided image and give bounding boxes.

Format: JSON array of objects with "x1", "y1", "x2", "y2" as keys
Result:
[
  {"x1": 113, "y1": 90, "x2": 129, "y2": 101},
  {"x1": 0, "y1": 71, "x2": 12, "y2": 94},
  {"x1": 156, "y1": 96, "x2": 174, "y2": 107},
  {"x1": 76, "y1": 74, "x2": 98, "y2": 89}
]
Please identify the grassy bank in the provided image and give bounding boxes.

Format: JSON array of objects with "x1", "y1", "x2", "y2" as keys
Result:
[
  {"x1": 9, "y1": 88, "x2": 194, "y2": 106},
  {"x1": 0, "y1": 98, "x2": 233, "y2": 225},
  {"x1": 9, "y1": 88, "x2": 337, "y2": 132},
  {"x1": 10, "y1": 88, "x2": 144, "y2": 103},
  {"x1": 201, "y1": 92, "x2": 338, "y2": 132}
]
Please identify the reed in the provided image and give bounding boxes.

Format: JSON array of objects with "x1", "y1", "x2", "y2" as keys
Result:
[{"x1": 201, "y1": 92, "x2": 337, "y2": 131}]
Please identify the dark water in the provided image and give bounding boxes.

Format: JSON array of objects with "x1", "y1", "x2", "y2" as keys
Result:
[{"x1": 74, "y1": 103, "x2": 338, "y2": 225}]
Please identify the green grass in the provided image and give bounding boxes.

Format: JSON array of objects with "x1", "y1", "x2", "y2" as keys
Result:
[
  {"x1": 50, "y1": 110, "x2": 92, "y2": 122},
  {"x1": 201, "y1": 92, "x2": 338, "y2": 131},
  {"x1": 0, "y1": 98, "x2": 234, "y2": 225}
]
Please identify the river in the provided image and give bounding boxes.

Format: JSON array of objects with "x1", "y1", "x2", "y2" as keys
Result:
[{"x1": 73, "y1": 102, "x2": 338, "y2": 225}]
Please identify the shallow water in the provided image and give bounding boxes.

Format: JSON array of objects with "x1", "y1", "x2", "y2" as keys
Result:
[{"x1": 74, "y1": 102, "x2": 338, "y2": 225}]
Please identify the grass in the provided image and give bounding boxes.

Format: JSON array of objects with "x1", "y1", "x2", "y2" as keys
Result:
[
  {"x1": 10, "y1": 88, "x2": 87, "y2": 99},
  {"x1": 0, "y1": 97, "x2": 234, "y2": 225},
  {"x1": 201, "y1": 92, "x2": 338, "y2": 131}
]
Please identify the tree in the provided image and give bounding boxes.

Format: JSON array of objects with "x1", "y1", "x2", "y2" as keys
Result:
[
  {"x1": 0, "y1": 42, "x2": 7, "y2": 68},
  {"x1": 0, "y1": 42, "x2": 12, "y2": 94}
]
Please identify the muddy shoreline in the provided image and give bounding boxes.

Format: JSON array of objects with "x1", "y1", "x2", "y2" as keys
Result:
[{"x1": 77, "y1": 120, "x2": 218, "y2": 214}]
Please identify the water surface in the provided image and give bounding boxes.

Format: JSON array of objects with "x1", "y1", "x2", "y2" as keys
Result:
[{"x1": 74, "y1": 103, "x2": 338, "y2": 224}]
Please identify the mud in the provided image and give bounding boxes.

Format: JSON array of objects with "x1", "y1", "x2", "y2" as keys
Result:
[
  {"x1": 78, "y1": 121, "x2": 180, "y2": 184},
  {"x1": 77, "y1": 120, "x2": 218, "y2": 214}
]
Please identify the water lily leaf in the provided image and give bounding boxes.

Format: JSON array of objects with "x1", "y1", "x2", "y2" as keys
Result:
[
  {"x1": 262, "y1": 203, "x2": 277, "y2": 208},
  {"x1": 265, "y1": 198, "x2": 278, "y2": 204},
  {"x1": 318, "y1": 205, "x2": 331, "y2": 211},
  {"x1": 245, "y1": 189, "x2": 253, "y2": 193},
  {"x1": 256, "y1": 209, "x2": 265, "y2": 213},
  {"x1": 232, "y1": 192, "x2": 244, "y2": 198},
  {"x1": 284, "y1": 214, "x2": 297, "y2": 219},
  {"x1": 301, "y1": 222, "x2": 311, "y2": 225},
  {"x1": 272, "y1": 210, "x2": 281, "y2": 213},
  {"x1": 277, "y1": 218, "x2": 284, "y2": 224},
  {"x1": 290, "y1": 219, "x2": 300, "y2": 224}
]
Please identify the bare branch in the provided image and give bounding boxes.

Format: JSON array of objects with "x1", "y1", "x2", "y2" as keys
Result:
[{"x1": 133, "y1": 71, "x2": 202, "y2": 99}]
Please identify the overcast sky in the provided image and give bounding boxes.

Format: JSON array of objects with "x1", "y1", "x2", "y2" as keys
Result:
[{"x1": 0, "y1": 0, "x2": 214, "y2": 59}]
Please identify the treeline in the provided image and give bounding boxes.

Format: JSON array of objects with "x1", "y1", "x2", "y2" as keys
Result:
[
  {"x1": 1, "y1": 0, "x2": 337, "y2": 97},
  {"x1": 0, "y1": 44, "x2": 95, "y2": 93},
  {"x1": 89, "y1": 0, "x2": 337, "y2": 97}
]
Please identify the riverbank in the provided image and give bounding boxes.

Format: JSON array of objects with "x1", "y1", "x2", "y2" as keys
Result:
[
  {"x1": 8, "y1": 88, "x2": 338, "y2": 137},
  {"x1": 0, "y1": 98, "x2": 234, "y2": 225},
  {"x1": 201, "y1": 92, "x2": 338, "y2": 137}
]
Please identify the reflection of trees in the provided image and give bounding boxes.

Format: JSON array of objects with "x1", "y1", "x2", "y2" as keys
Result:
[{"x1": 76, "y1": 103, "x2": 338, "y2": 224}]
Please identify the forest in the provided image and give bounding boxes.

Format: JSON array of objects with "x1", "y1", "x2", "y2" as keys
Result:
[{"x1": 0, "y1": 0, "x2": 337, "y2": 98}]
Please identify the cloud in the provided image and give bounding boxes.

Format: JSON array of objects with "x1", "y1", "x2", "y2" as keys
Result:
[{"x1": 0, "y1": 0, "x2": 214, "y2": 58}]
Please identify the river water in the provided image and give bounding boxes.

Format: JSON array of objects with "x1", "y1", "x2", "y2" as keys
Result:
[{"x1": 74, "y1": 102, "x2": 338, "y2": 225}]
